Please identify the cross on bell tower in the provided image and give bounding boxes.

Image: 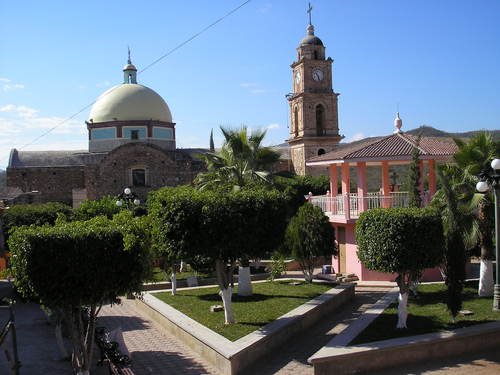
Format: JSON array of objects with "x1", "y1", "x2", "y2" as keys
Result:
[{"x1": 286, "y1": 3, "x2": 342, "y2": 176}]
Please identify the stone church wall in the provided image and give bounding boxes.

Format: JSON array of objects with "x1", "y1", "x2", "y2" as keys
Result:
[{"x1": 6, "y1": 166, "x2": 85, "y2": 205}]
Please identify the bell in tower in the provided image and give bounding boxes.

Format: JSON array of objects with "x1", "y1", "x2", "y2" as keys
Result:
[{"x1": 287, "y1": 3, "x2": 343, "y2": 176}]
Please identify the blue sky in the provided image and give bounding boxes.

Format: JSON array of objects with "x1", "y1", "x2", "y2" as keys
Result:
[{"x1": 1, "y1": 0, "x2": 499, "y2": 168}]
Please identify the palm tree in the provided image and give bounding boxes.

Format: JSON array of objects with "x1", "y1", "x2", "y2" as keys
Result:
[
  {"x1": 195, "y1": 126, "x2": 282, "y2": 295},
  {"x1": 453, "y1": 132, "x2": 500, "y2": 296},
  {"x1": 432, "y1": 165, "x2": 471, "y2": 319},
  {"x1": 195, "y1": 126, "x2": 281, "y2": 190}
]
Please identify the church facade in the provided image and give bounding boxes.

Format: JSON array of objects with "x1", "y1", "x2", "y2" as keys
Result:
[{"x1": 6, "y1": 57, "x2": 205, "y2": 206}]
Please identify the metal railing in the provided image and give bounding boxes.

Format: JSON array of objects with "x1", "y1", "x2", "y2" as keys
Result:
[{"x1": 309, "y1": 192, "x2": 415, "y2": 220}]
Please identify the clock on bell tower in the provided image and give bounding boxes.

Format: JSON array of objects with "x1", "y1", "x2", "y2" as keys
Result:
[{"x1": 287, "y1": 4, "x2": 342, "y2": 176}]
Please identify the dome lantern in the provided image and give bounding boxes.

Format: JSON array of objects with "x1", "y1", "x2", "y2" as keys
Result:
[{"x1": 123, "y1": 47, "x2": 137, "y2": 84}]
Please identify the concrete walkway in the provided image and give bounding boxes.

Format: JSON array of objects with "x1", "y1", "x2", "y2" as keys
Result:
[{"x1": 7, "y1": 283, "x2": 500, "y2": 375}]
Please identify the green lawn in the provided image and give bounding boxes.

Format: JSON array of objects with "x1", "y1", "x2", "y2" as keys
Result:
[
  {"x1": 351, "y1": 281, "x2": 500, "y2": 345},
  {"x1": 153, "y1": 280, "x2": 334, "y2": 341},
  {"x1": 148, "y1": 267, "x2": 211, "y2": 282}
]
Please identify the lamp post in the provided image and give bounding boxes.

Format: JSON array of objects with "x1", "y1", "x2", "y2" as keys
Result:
[
  {"x1": 116, "y1": 187, "x2": 140, "y2": 210},
  {"x1": 476, "y1": 158, "x2": 500, "y2": 311}
]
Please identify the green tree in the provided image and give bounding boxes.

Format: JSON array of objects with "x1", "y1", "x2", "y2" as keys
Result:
[
  {"x1": 209, "y1": 128, "x2": 215, "y2": 152},
  {"x1": 8, "y1": 214, "x2": 150, "y2": 375},
  {"x1": 432, "y1": 165, "x2": 471, "y2": 319},
  {"x1": 73, "y1": 196, "x2": 121, "y2": 221},
  {"x1": 195, "y1": 126, "x2": 281, "y2": 190},
  {"x1": 149, "y1": 186, "x2": 288, "y2": 324},
  {"x1": 453, "y1": 132, "x2": 500, "y2": 296},
  {"x1": 284, "y1": 204, "x2": 336, "y2": 283},
  {"x1": 356, "y1": 208, "x2": 444, "y2": 328}
]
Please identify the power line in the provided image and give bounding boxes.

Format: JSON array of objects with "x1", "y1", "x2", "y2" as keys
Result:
[{"x1": 10, "y1": 0, "x2": 252, "y2": 156}]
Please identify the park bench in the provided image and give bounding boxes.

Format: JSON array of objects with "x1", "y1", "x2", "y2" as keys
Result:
[{"x1": 95, "y1": 326, "x2": 134, "y2": 375}]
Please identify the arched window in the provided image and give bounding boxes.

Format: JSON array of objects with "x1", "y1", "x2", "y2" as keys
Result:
[
  {"x1": 294, "y1": 106, "x2": 299, "y2": 136},
  {"x1": 316, "y1": 104, "x2": 325, "y2": 136},
  {"x1": 314, "y1": 50, "x2": 318, "y2": 60},
  {"x1": 318, "y1": 148, "x2": 326, "y2": 156}
]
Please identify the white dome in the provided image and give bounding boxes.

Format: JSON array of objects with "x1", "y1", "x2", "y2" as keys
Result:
[{"x1": 88, "y1": 84, "x2": 172, "y2": 123}]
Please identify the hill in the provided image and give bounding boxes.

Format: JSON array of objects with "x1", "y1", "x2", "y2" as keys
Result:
[{"x1": 406, "y1": 126, "x2": 500, "y2": 141}]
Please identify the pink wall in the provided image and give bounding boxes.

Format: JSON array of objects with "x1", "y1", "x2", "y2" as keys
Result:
[{"x1": 333, "y1": 222, "x2": 447, "y2": 282}]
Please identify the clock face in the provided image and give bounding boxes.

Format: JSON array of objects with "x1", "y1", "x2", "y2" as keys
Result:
[
  {"x1": 312, "y1": 68, "x2": 324, "y2": 82},
  {"x1": 295, "y1": 71, "x2": 301, "y2": 85}
]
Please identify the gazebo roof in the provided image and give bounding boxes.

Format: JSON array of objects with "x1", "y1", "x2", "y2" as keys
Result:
[{"x1": 307, "y1": 132, "x2": 458, "y2": 165}]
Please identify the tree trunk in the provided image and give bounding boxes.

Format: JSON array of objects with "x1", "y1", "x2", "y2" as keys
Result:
[
  {"x1": 215, "y1": 259, "x2": 235, "y2": 324},
  {"x1": 220, "y1": 287, "x2": 235, "y2": 324},
  {"x1": 171, "y1": 272, "x2": 177, "y2": 295},
  {"x1": 478, "y1": 199, "x2": 494, "y2": 296},
  {"x1": 237, "y1": 266, "x2": 252, "y2": 296},
  {"x1": 171, "y1": 261, "x2": 177, "y2": 296},
  {"x1": 397, "y1": 292, "x2": 409, "y2": 328},
  {"x1": 479, "y1": 259, "x2": 494, "y2": 296},
  {"x1": 396, "y1": 273, "x2": 409, "y2": 329},
  {"x1": 299, "y1": 259, "x2": 314, "y2": 283}
]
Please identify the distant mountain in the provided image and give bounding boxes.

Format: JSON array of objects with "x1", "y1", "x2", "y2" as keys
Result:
[{"x1": 406, "y1": 125, "x2": 500, "y2": 141}]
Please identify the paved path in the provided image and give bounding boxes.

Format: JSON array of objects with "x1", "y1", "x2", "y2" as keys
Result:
[{"x1": 8, "y1": 284, "x2": 500, "y2": 375}]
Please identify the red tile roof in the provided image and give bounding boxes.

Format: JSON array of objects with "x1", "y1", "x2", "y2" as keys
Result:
[{"x1": 308, "y1": 133, "x2": 458, "y2": 164}]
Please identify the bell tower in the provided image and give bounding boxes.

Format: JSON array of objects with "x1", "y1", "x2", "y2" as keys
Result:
[{"x1": 287, "y1": 3, "x2": 342, "y2": 175}]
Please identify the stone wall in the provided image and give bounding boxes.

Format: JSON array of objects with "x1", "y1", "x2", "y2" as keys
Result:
[{"x1": 6, "y1": 166, "x2": 85, "y2": 205}]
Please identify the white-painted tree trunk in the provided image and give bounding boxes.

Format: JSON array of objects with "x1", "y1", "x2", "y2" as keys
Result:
[
  {"x1": 397, "y1": 292, "x2": 408, "y2": 329},
  {"x1": 76, "y1": 371, "x2": 90, "y2": 375},
  {"x1": 237, "y1": 266, "x2": 252, "y2": 296},
  {"x1": 478, "y1": 259, "x2": 494, "y2": 297},
  {"x1": 180, "y1": 260, "x2": 185, "y2": 273},
  {"x1": 171, "y1": 272, "x2": 177, "y2": 296},
  {"x1": 220, "y1": 287, "x2": 235, "y2": 324}
]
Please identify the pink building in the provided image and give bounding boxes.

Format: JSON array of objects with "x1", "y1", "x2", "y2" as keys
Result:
[{"x1": 306, "y1": 116, "x2": 458, "y2": 281}]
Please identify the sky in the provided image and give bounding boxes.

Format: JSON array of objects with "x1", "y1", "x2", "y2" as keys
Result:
[{"x1": 1, "y1": 0, "x2": 499, "y2": 169}]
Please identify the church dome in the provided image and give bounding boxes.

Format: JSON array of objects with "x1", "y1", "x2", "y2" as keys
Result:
[
  {"x1": 88, "y1": 83, "x2": 172, "y2": 123},
  {"x1": 300, "y1": 24, "x2": 323, "y2": 46}
]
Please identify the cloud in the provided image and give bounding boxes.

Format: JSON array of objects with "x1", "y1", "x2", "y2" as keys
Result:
[
  {"x1": 240, "y1": 82, "x2": 258, "y2": 88},
  {"x1": 251, "y1": 89, "x2": 266, "y2": 94},
  {"x1": 0, "y1": 104, "x2": 87, "y2": 168},
  {"x1": 344, "y1": 132, "x2": 365, "y2": 143},
  {"x1": 266, "y1": 123, "x2": 280, "y2": 130},
  {"x1": 1, "y1": 77, "x2": 25, "y2": 91}
]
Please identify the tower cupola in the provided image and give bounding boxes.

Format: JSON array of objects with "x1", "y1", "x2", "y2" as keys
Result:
[{"x1": 123, "y1": 48, "x2": 137, "y2": 84}]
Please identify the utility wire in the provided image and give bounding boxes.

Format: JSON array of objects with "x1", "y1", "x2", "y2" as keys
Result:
[{"x1": 10, "y1": 0, "x2": 252, "y2": 156}]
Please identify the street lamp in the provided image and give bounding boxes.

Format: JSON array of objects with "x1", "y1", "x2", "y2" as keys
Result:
[
  {"x1": 476, "y1": 158, "x2": 500, "y2": 311},
  {"x1": 116, "y1": 187, "x2": 141, "y2": 209}
]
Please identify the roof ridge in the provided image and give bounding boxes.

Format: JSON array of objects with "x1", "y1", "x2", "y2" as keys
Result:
[
  {"x1": 343, "y1": 133, "x2": 396, "y2": 158},
  {"x1": 398, "y1": 133, "x2": 427, "y2": 155}
]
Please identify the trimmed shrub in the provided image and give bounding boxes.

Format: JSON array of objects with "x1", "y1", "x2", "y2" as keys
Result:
[
  {"x1": 8, "y1": 215, "x2": 150, "y2": 374},
  {"x1": 356, "y1": 207, "x2": 444, "y2": 328},
  {"x1": 1, "y1": 202, "x2": 72, "y2": 251},
  {"x1": 356, "y1": 208, "x2": 443, "y2": 274}
]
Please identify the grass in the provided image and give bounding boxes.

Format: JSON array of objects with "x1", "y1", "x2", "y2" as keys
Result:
[
  {"x1": 148, "y1": 267, "x2": 211, "y2": 282},
  {"x1": 351, "y1": 281, "x2": 500, "y2": 345},
  {"x1": 153, "y1": 280, "x2": 334, "y2": 341}
]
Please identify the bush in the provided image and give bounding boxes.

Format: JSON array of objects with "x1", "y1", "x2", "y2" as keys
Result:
[
  {"x1": 73, "y1": 196, "x2": 121, "y2": 221},
  {"x1": 284, "y1": 203, "x2": 336, "y2": 282},
  {"x1": 8, "y1": 215, "x2": 150, "y2": 373},
  {"x1": 356, "y1": 208, "x2": 443, "y2": 274},
  {"x1": 274, "y1": 175, "x2": 330, "y2": 215},
  {"x1": 1, "y1": 202, "x2": 72, "y2": 251}
]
